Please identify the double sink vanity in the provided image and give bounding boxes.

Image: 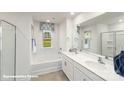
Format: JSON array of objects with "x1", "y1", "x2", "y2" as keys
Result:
[
  {"x1": 59, "y1": 13, "x2": 124, "y2": 81},
  {"x1": 60, "y1": 51, "x2": 124, "y2": 81}
]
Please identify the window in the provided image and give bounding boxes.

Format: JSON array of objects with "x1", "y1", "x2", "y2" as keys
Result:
[
  {"x1": 84, "y1": 31, "x2": 91, "y2": 49},
  {"x1": 40, "y1": 22, "x2": 54, "y2": 48},
  {"x1": 43, "y1": 31, "x2": 52, "y2": 47}
]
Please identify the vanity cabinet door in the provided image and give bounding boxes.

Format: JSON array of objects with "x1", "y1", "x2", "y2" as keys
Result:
[
  {"x1": 62, "y1": 58, "x2": 74, "y2": 81},
  {"x1": 66, "y1": 60, "x2": 74, "y2": 80},
  {"x1": 62, "y1": 59, "x2": 67, "y2": 74},
  {"x1": 74, "y1": 67, "x2": 92, "y2": 81},
  {"x1": 74, "y1": 62, "x2": 105, "y2": 81}
]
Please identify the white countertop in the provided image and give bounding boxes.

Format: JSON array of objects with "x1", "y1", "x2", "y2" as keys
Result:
[{"x1": 62, "y1": 51, "x2": 124, "y2": 81}]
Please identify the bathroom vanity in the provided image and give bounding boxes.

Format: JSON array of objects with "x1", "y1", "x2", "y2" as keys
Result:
[{"x1": 61, "y1": 52, "x2": 124, "y2": 81}]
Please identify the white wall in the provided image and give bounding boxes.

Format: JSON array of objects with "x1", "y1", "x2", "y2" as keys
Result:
[
  {"x1": 58, "y1": 20, "x2": 66, "y2": 51},
  {"x1": 108, "y1": 22, "x2": 124, "y2": 31},
  {"x1": 66, "y1": 18, "x2": 73, "y2": 51},
  {"x1": 58, "y1": 18, "x2": 74, "y2": 51},
  {"x1": 0, "y1": 13, "x2": 33, "y2": 80},
  {"x1": 32, "y1": 21, "x2": 59, "y2": 65}
]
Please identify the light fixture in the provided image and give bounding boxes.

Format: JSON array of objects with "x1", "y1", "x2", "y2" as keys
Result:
[
  {"x1": 70, "y1": 12, "x2": 75, "y2": 15},
  {"x1": 46, "y1": 19, "x2": 50, "y2": 23},
  {"x1": 118, "y1": 19, "x2": 123, "y2": 23}
]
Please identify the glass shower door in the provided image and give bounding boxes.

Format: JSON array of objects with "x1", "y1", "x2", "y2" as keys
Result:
[
  {"x1": 0, "y1": 21, "x2": 16, "y2": 81},
  {"x1": 101, "y1": 32, "x2": 115, "y2": 57},
  {"x1": 115, "y1": 31, "x2": 124, "y2": 55}
]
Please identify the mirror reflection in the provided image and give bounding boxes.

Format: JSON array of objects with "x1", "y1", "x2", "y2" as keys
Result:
[{"x1": 74, "y1": 13, "x2": 124, "y2": 59}]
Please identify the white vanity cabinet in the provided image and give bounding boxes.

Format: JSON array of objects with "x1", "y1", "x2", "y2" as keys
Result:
[
  {"x1": 61, "y1": 53, "x2": 105, "y2": 81},
  {"x1": 74, "y1": 67, "x2": 92, "y2": 81},
  {"x1": 74, "y1": 62, "x2": 104, "y2": 81},
  {"x1": 62, "y1": 56, "x2": 74, "y2": 81}
]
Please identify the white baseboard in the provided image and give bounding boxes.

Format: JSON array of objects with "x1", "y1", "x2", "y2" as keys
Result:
[{"x1": 31, "y1": 60, "x2": 62, "y2": 76}]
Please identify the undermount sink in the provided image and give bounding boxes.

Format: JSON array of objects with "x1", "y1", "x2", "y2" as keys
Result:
[{"x1": 85, "y1": 61, "x2": 107, "y2": 70}]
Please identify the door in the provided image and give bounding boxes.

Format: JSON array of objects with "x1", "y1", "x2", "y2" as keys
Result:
[
  {"x1": 0, "y1": 21, "x2": 16, "y2": 81},
  {"x1": 74, "y1": 67, "x2": 92, "y2": 81},
  {"x1": 62, "y1": 58, "x2": 73, "y2": 81}
]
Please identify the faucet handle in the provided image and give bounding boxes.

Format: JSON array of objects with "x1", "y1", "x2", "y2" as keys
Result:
[
  {"x1": 98, "y1": 57, "x2": 101, "y2": 60},
  {"x1": 98, "y1": 57, "x2": 105, "y2": 64}
]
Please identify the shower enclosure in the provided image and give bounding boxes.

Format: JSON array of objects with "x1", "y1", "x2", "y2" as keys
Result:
[
  {"x1": 101, "y1": 31, "x2": 124, "y2": 58},
  {"x1": 0, "y1": 20, "x2": 16, "y2": 81}
]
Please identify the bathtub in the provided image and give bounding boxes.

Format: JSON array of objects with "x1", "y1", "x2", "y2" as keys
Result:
[{"x1": 31, "y1": 55, "x2": 62, "y2": 76}]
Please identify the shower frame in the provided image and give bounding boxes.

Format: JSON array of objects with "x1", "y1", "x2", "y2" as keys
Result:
[
  {"x1": 101, "y1": 30, "x2": 124, "y2": 58},
  {"x1": 0, "y1": 20, "x2": 16, "y2": 81}
]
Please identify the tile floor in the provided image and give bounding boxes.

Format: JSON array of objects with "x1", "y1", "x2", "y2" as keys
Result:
[{"x1": 31, "y1": 70, "x2": 69, "y2": 81}]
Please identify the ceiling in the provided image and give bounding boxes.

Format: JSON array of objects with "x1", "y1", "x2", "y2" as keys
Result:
[{"x1": 30, "y1": 12, "x2": 79, "y2": 23}]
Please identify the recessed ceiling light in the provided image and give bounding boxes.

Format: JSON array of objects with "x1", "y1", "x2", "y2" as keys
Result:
[
  {"x1": 118, "y1": 19, "x2": 123, "y2": 23},
  {"x1": 70, "y1": 12, "x2": 75, "y2": 15},
  {"x1": 46, "y1": 19, "x2": 50, "y2": 23}
]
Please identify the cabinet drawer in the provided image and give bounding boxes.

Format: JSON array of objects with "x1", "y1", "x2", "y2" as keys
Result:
[
  {"x1": 74, "y1": 67, "x2": 92, "y2": 81},
  {"x1": 74, "y1": 62, "x2": 105, "y2": 81}
]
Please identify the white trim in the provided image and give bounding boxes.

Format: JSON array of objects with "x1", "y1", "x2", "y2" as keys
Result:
[{"x1": 31, "y1": 66, "x2": 62, "y2": 76}]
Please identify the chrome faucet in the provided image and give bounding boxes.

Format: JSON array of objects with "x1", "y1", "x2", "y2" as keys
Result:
[
  {"x1": 69, "y1": 48, "x2": 78, "y2": 54},
  {"x1": 98, "y1": 57, "x2": 105, "y2": 64}
]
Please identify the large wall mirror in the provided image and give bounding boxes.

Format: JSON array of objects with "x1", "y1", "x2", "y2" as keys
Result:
[{"x1": 73, "y1": 12, "x2": 124, "y2": 59}]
